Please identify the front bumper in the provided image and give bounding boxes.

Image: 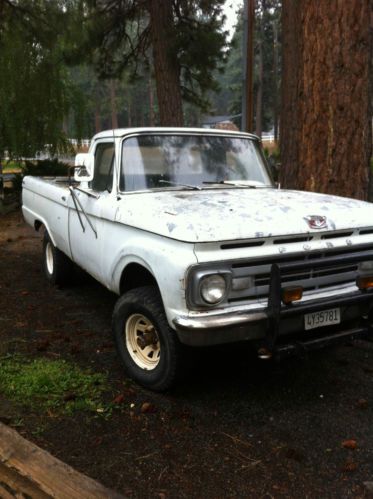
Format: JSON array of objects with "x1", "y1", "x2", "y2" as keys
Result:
[{"x1": 174, "y1": 250, "x2": 373, "y2": 351}]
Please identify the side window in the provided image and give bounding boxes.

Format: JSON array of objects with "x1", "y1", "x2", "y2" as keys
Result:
[{"x1": 91, "y1": 142, "x2": 115, "y2": 192}]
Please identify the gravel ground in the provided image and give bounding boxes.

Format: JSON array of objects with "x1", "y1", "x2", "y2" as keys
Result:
[{"x1": 0, "y1": 210, "x2": 373, "y2": 498}]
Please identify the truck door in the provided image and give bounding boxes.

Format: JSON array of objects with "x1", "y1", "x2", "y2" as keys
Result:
[{"x1": 68, "y1": 140, "x2": 116, "y2": 282}]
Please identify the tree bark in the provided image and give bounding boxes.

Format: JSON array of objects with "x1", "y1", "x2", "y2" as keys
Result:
[
  {"x1": 148, "y1": 0, "x2": 184, "y2": 126},
  {"x1": 368, "y1": 2, "x2": 373, "y2": 201},
  {"x1": 242, "y1": 0, "x2": 255, "y2": 132},
  {"x1": 94, "y1": 89, "x2": 102, "y2": 134},
  {"x1": 0, "y1": 160, "x2": 4, "y2": 209},
  {"x1": 62, "y1": 116, "x2": 69, "y2": 136},
  {"x1": 255, "y1": 20, "x2": 263, "y2": 137},
  {"x1": 94, "y1": 106, "x2": 101, "y2": 133},
  {"x1": 273, "y1": 20, "x2": 279, "y2": 142},
  {"x1": 280, "y1": 0, "x2": 372, "y2": 200},
  {"x1": 127, "y1": 99, "x2": 132, "y2": 127},
  {"x1": 148, "y1": 76, "x2": 155, "y2": 126}
]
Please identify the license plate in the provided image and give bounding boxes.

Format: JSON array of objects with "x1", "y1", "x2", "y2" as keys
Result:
[{"x1": 304, "y1": 308, "x2": 341, "y2": 331}]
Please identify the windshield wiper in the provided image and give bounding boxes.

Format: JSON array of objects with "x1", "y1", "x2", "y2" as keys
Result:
[
  {"x1": 202, "y1": 181, "x2": 261, "y2": 188},
  {"x1": 159, "y1": 180, "x2": 201, "y2": 191}
]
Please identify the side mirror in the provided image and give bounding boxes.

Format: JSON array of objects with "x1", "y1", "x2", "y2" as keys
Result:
[{"x1": 74, "y1": 153, "x2": 94, "y2": 182}]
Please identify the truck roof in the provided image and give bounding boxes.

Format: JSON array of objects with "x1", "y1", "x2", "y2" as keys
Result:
[{"x1": 93, "y1": 127, "x2": 259, "y2": 141}]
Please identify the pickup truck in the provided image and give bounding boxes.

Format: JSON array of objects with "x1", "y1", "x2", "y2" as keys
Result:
[{"x1": 22, "y1": 127, "x2": 373, "y2": 391}]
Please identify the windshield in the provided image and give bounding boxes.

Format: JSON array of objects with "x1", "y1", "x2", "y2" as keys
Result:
[{"x1": 120, "y1": 134, "x2": 273, "y2": 192}]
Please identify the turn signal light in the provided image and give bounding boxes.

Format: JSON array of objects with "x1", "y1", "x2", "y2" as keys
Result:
[
  {"x1": 357, "y1": 276, "x2": 373, "y2": 290},
  {"x1": 282, "y1": 286, "x2": 303, "y2": 305}
]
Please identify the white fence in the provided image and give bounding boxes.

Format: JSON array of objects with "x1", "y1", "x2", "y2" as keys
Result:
[{"x1": 261, "y1": 134, "x2": 276, "y2": 143}]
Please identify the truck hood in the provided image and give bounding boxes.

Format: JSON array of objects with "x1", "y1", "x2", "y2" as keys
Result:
[{"x1": 116, "y1": 188, "x2": 373, "y2": 243}]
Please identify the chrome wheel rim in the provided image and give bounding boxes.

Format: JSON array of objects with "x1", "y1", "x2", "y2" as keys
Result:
[
  {"x1": 46, "y1": 242, "x2": 54, "y2": 275},
  {"x1": 125, "y1": 314, "x2": 161, "y2": 370}
]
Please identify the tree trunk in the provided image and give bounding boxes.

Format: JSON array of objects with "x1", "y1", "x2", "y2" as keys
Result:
[
  {"x1": 280, "y1": 0, "x2": 372, "y2": 200},
  {"x1": 109, "y1": 80, "x2": 119, "y2": 129},
  {"x1": 127, "y1": 100, "x2": 132, "y2": 127},
  {"x1": 368, "y1": 3, "x2": 373, "y2": 201},
  {"x1": 242, "y1": 0, "x2": 255, "y2": 132},
  {"x1": 148, "y1": 76, "x2": 155, "y2": 126},
  {"x1": 0, "y1": 0, "x2": 5, "y2": 24},
  {"x1": 94, "y1": 107, "x2": 101, "y2": 133},
  {"x1": 95, "y1": 87, "x2": 102, "y2": 133},
  {"x1": 148, "y1": 0, "x2": 184, "y2": 126},
  {"x1": 62, "y1": 116, "x2": 69, "y2": 136},
  {"x1": 255, "y1": 25, "x2": 263, "y2": 137},
  {"x1": 273, "y1": 20, "x2": 279, "y2": 142},
  {"x1": 0, "y1": 160, "x2": 4, "y2": 209},
  {"x1": 126, "y1": 87, "x2": 132, "y2": 127}
]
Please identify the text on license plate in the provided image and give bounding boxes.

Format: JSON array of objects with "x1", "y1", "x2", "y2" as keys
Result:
[{"x1": 304, "y1": 308, "x2": 341, "y2": 331}]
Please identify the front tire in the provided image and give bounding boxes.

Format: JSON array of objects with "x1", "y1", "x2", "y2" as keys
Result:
[
  {"x1": 42, "y1": 231, "x2": 73, "y2": 286},
  {"x1": 112, "y1": 286, "x2": 184, "y2": 391}
]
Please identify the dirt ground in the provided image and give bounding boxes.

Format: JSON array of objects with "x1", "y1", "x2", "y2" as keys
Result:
[{"x1": 1, "y1": 210, "x2": 373, "y2": 498}]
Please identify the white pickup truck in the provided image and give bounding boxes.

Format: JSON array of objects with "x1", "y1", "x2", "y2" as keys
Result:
[{"x1": 22, "y1": 127, "x2": 373, "y2": 390}]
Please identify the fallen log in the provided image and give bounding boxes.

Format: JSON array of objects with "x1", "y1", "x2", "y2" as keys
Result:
[{"x1": 0, "y1": 422, "x2": 125, "y2": 499}]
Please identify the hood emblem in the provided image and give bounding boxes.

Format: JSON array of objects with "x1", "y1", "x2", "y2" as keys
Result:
[{"x1": 305, "y1": 215, "x2": 327, "y2": 230}]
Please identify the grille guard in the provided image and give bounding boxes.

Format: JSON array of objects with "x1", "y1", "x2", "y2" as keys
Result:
[{"x1": 266, "y1": 250, "x2": 373, "y2": 353}]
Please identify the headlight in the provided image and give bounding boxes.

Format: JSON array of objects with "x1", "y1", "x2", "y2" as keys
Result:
[{"x1": 200, "y1": 274, "x2": 227, "y2": 304}]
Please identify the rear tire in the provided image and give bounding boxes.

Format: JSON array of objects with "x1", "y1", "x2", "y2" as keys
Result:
[
  {"x1": 42, "y1": 231, "x2": 73, "y2": 286},
  {"x1": 112, "y1": 286, "x2": 185, "y2": 391}
]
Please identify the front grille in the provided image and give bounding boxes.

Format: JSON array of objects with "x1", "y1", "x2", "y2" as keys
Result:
[
  {"x1": 254, "y1": 263, "x2": 358, "y2": 287},
  {"x1": 228, "y1": 246, "x2": 371, "y2": 303}
]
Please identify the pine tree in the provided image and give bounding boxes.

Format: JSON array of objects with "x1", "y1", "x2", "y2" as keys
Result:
[{"x1": 83, "y1": 0, "x2": 228, "y2": 126}]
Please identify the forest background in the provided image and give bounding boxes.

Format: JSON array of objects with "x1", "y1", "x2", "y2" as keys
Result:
[{"x1": 0, "y1": 0, "x2": 371, "y2": 200}]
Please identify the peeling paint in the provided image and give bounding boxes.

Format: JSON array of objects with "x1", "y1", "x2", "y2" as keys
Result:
[
  {"x1": 167, "y1": 223, "x2": 176, "y2": 233},
  {"x1": 116, "y1": 188, "x2": 373, "y2": 243}
]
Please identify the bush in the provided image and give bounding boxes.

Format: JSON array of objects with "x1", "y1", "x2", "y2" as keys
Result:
[
  {"x1": 23, "y1": 159, "x2": 70, "y2": 177},
  {"x1": 3, "y1": 160, "x2": 23, "y2": 172},
  {"x1": 9, "y1": 159, "x2": 71, "y2": 193}
]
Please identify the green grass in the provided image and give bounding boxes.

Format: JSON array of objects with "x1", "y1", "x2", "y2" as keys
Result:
[{"x1": 0, "y1": 356, "x2": 107, "y2": 415}]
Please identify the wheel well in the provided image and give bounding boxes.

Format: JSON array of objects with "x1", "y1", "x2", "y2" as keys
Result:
[
  {"x1": 34, "y1": 220, "x2": 43, "y2": 232},
  {"x1": 119, "y1": 263, "x2": 158, "y2": 295}
]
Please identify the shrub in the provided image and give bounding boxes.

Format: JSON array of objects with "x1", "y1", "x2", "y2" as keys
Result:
[{"x1": 23, "y1": 159, "x2": 70, "y2": 177}]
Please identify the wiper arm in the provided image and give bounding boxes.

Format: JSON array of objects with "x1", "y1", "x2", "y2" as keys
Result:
[
  {"x1": 159, "y1": 180, "x2": 201, "y2": 191},
  {"x1": 202, "y1": 181, "x2": 257, "y2": 188}
]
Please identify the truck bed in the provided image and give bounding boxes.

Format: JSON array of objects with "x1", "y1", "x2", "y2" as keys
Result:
[{"x1": 22, "y1": 176, "x2": 72, "y2": 257}]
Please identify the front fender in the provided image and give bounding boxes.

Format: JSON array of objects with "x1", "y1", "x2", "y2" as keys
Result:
[{"x1": 106, "y1": 230, "x2": 197, "y2": 328}]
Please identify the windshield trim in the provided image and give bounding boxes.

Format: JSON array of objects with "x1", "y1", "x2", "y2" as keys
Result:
[{"x1": 117, "y1": 131, "x2": 275, "y2": 194}]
